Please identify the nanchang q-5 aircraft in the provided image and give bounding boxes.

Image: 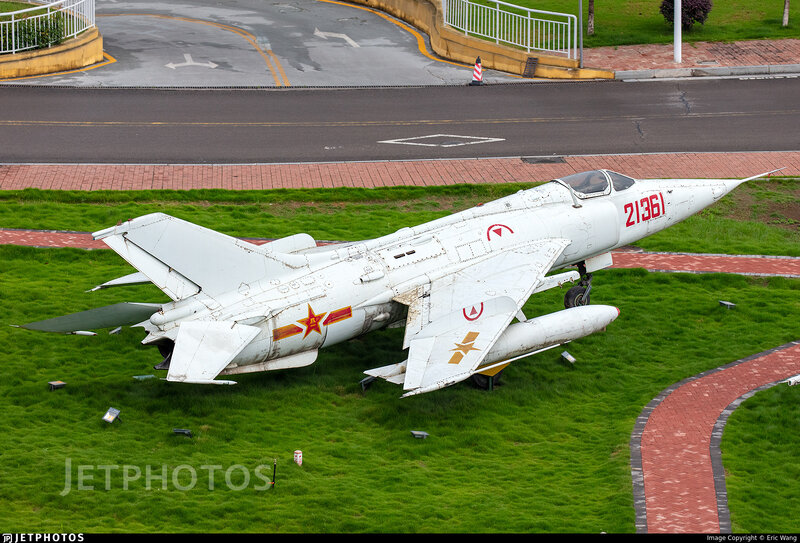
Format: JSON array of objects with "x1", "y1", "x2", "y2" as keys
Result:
[{"x1": 21, "y1": 169, "x2": 777, "y2": 397}]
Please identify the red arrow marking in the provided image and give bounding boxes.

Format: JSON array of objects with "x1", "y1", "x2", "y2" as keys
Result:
[{"x1": 486, "y1": 224, "x2": 514, "y2": 241}]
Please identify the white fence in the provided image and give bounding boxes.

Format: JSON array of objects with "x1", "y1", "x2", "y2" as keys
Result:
[
  {"x1": 1, "y1": 0, "x2": 96, "y2": 54},
  {"x1": 442, "y1": 0, "x2": 577, "y2": 59}
]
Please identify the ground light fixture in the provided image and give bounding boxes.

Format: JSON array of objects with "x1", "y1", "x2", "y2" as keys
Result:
[{"x1": 102, "y1": 407, "x2": 121, "y2": 424}]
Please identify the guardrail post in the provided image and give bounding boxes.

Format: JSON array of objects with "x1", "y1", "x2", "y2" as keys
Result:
[
  {"x1": 494, "y1": 2, "x2": 499, "y2": 44},
  {"x1": 440, "y1": 0, "x2": 575, "y2": 58}
]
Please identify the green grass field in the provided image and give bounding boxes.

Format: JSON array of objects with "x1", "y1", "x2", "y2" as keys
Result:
[
  {"x1": 0, "y1": 1, "x2": 37, "y2": 15},
  {"x1": 0, "y1": 177, "x2": 798, "y2": 254},
  {"x1": 0, "y1": 181, "x2": 798, "y2": 533},
  {"x1": 506, "y1": 0, "x2": 800, "y2": 48}
]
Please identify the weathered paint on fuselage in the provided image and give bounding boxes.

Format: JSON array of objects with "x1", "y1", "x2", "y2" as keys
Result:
[{"x1": 142, "y1": 175, "x2": 739, "y2": 373}]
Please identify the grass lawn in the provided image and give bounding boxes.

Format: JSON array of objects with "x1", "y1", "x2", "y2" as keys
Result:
[
  {"x1": 0, "y1": 1, "x2": 35, "y2": 14},
  {"x1": 0, "y1": 182, "x2": 798, "y2": 533},
  {"x1": 479, "y1": 0, "x2": 800, "y2": 48},
  {"x1": 0, "y1": 177, "x2": 797, "y2": 255},
  {"x1": 722, "y1": 383, "x2": 800, "y2": 533}
]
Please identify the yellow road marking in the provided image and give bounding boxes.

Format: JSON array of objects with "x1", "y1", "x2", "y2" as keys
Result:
[
  {"x1": 1, "y1": 4, "x2": 509, "y2": 84},
  {"x1": 99, "y1": 14, "x2": 290, "y2": 87},
  {"x1": 0, "y1": 52, "x2": 117, "y2": 82},
  {"x1": 316, "y1": 0, "x2": 471, "y2": 69},
  {"x1": 0, "y1": 110, "x2": 791, "y2": 129},
  {"x1": 0, "y1": 13, "x2": 290, "y2": 85}
]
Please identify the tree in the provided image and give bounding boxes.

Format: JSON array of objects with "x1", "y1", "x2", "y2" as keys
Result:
[
  {"x1": 660, "y1": 0, "x2": 713, "y2": 30},
  {"x1": 783, "y1": 0, "x2": 790, "y2": 27},
  {"x1": 588, "y1": 0, "x2": 595, "y2": 36}
]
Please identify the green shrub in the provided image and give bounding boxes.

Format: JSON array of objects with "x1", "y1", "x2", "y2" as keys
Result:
[
  {"x1": 660, "y1": 0, "x2": 714, "y2": 30},
  {"x1": 2, "y1": 11, "x2": 64, "y2": 51}
]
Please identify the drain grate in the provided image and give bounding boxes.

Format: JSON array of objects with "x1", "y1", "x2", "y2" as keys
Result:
[{"x1": 522, "y1": 156, "x2": 566, "y2": 164}]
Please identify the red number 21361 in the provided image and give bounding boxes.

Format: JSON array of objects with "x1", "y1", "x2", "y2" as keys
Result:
[{"x1": 624, "y1": 193, "x2": 665, "y2": 228}]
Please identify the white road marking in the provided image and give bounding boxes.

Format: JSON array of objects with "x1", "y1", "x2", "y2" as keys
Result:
[
  {"x1": 314, "y1": 28, "x2": 360, "y2": 48},
  {"x1": 378, "y1": 134, "x2": 506, "y2": 147},
  {"x1": 165, "y1": 54, "x2": 218, "y2": 70}
]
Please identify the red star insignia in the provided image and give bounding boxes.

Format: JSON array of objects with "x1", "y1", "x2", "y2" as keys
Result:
[{"x1": 297, "y1": 304, "x2": 327, "y2": 338}]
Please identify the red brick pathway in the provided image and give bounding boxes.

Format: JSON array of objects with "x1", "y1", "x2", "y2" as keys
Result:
[
  {"x1": 612, "y1": 250, "x2": 800, "y2": 278},
  {"x1": 1, "y1": 151, "x2": 799, "y2": 190},
  {"x1": 637, "y1": 343, "x2": 800, "y2": 533},
  {"x1": 586, "y1": 38, "x2": 800, "y2": 72},
  {"x1": 3, "y1": 228, "x2": 799, "y2": 280}
]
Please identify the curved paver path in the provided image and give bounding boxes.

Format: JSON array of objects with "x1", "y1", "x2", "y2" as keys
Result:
[
  {"x1": 632, "y1": 342, "x2": 800, "y2": 533},
  {"x1": 2, "y1": 228, "x2": 799, "y2": 279}
]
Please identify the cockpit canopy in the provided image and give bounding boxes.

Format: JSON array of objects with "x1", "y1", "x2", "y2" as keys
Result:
[{"x1": 554, "y1": 170, "x2": 636, "y2": 198}]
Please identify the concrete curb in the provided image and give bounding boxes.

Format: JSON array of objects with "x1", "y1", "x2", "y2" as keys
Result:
[
  {"x1": 0, "y1": 27, "x2": 104, "y2": 79},
  {"x1": 616, "y1": 63, "x2": 800, "y2": 80},
  {"x1": 348, "y1": 0, "x2": 614, "y2": 79}
]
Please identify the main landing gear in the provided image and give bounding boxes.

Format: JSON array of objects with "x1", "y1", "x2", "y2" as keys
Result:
[
  {"x1": 564, "y1": 261, "x2": 592, "y2": 308},
  {"x1": 471, "y1": 370, "x2": 504, "y2": 390}
]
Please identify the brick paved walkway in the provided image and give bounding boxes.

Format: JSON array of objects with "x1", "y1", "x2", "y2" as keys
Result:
[
  {"x1": 1, "y1": 151, "x2": 799, "y2": 191},
  {"x1": 632, "y1": 342, "x2": 800, "y2": 533},
  {"x1": 587, "y1": 38, "x2": 800, "y2": 73},
  {"x1": 2, "y1": 228, "x2": 799, "y2": 280}
]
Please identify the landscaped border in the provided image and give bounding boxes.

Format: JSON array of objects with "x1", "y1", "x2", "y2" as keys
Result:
[
  {"x1": 0, "y1": 24, "x2": 102, "y2": 78},
  {"x1": 346, "y1": 0, "x2": 613, "y2": 78}
]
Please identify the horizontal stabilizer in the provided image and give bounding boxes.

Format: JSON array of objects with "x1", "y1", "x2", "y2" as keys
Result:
[
  {"x1": 89, "y1": 272, "x2": 151, "y2": 291},
  {"x1": 166, "y1": 321, "x2": 260, "y2": 384},
  {"x1": 21, "y1": 302, "x2": 162, "y2": 333},
  {"x1": 94, "y1": 214, "x2": 314, "y2": 300}
]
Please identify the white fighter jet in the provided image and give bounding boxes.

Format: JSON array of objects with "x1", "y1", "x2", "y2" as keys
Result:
[{"x1": 20, "y1": 169, "x2": 778, "y2": 397}]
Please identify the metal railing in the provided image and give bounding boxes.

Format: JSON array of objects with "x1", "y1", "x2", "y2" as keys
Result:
[
  {"x1": 442, "y1": 0, "x2": 577, "y2": 59},
  {"x1": 1, "y1": 0, "x2": 96, "y2": 54}
]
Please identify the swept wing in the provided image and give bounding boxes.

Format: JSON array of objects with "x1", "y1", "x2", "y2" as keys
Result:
[{"x1": 372, "y1": 238, "x2": 570, "y2": 397}]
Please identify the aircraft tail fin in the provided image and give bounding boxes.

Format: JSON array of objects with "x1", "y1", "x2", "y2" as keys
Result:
[{"x1": 93, "y1": 214, "x2": 315, "y2": 301}]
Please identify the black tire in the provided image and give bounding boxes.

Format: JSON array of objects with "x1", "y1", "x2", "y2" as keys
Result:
[
  {"x1": 564, "y1": 285, "x2": 590, "y2": 308},
  {"x1": 470, "y1": 370, "x2": 504, "y2": 390}
]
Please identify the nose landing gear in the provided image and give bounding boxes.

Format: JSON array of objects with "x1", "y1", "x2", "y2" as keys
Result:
[{"x1": 564, "y1": 262, "x2": 592, "y2": 308}]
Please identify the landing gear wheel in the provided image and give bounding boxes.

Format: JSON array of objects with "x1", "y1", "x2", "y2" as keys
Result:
[
  {"x1": 471, "y1": 370, "x2": 504, "y2": 390},
  {"x1": 564, "y1": 285, "x2": 591, "y2": 308},
  {"x1": 565, "y1": 261, "x2": 593, "y2": 308}
]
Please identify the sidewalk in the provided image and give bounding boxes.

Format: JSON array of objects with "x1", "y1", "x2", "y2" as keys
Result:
[
  {"x1": 584, "y1": 38, "x2": 800, "y2": 80},
  {"x1": 1, "y1": 151, "x2": 799, "y2": 191}
]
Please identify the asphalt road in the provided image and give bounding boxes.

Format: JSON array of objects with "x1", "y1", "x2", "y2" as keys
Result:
[
  {"x1": 2, "y1": 0, "x2": 517, "y2": 88},
  {"x1": 1, "y1": 77, "x2": 799, "y2": 164}
]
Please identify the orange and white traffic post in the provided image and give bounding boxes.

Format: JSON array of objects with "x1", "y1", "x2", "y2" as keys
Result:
[{"x1": 470, "y1": 57, "x2": 483, "y2": 86}]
